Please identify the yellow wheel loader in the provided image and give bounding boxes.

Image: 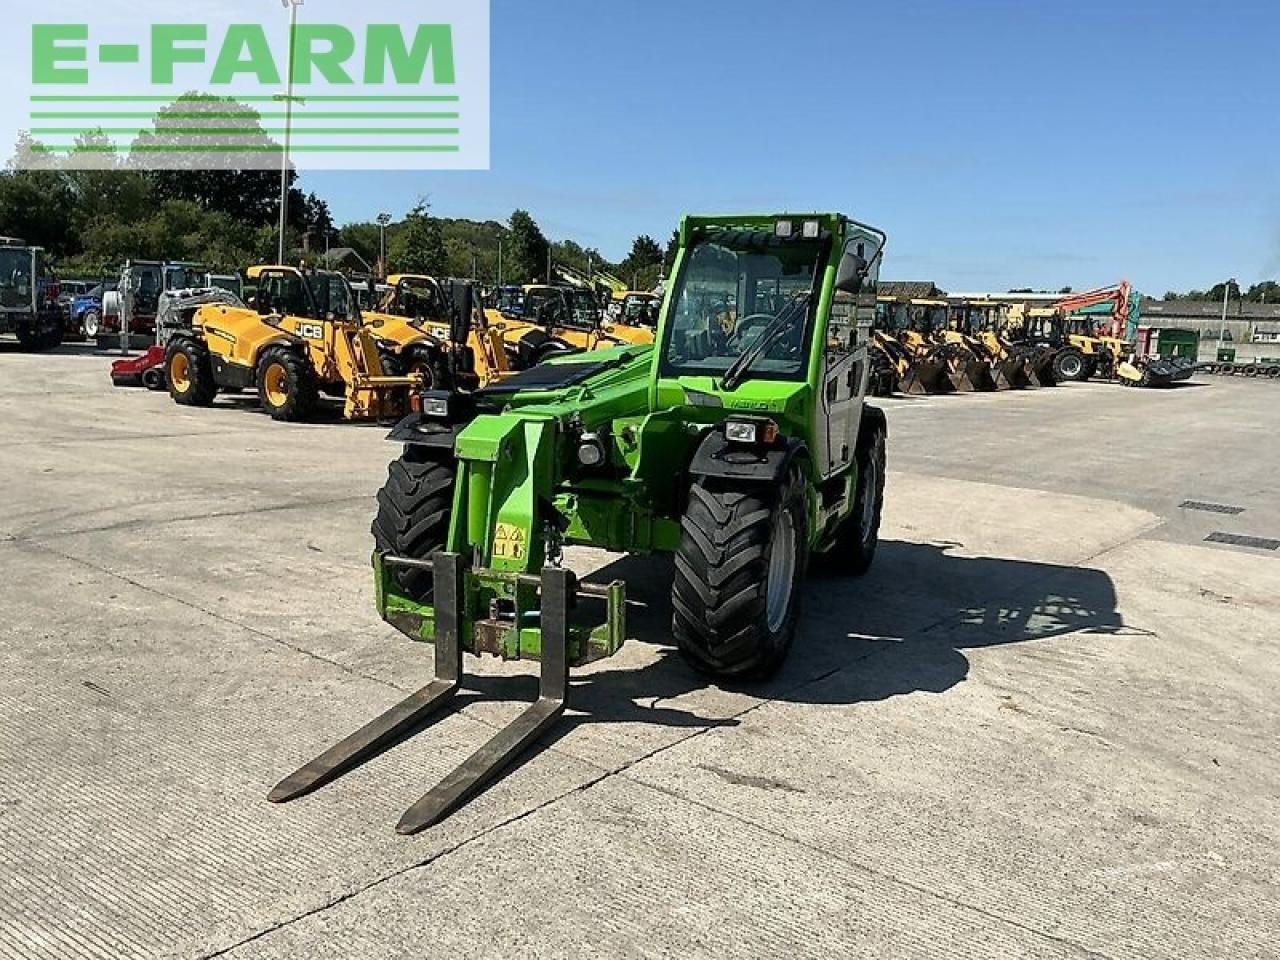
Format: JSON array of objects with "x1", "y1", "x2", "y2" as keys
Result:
[
  {"x1": 373, "y1": 274, "x2": 512, "y2": 388},
  {"x1": 872, "y1": 297, "x2": 953, "y2": 394},
  {"x1": 165, "y1": 265, "x2": 425, "y2": 422},
  {"x1": 948, "y1": 300, "x2": 1031, "y2": 389}
]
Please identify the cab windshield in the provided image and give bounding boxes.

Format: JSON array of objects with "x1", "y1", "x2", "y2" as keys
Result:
[
  {"x1": 567, "y1": 290, "x2": 599, "y2": 328},
  {"x1": 395, "y1": 279, "x2": 445, "y2": 319},
  {"x1": 306, "y1": 272, "x2": 357, "y2": 320},
  {"x1": 660, "y1": 231, "x2": 825, "y2": 380},
  {"x1": 0, "y1": 249, "x2": 33, "y2": 310}
]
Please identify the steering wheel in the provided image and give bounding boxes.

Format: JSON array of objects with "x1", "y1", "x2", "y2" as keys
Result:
[{"x1": 726, "y1": 312, "x2": 779, "y2": 349}]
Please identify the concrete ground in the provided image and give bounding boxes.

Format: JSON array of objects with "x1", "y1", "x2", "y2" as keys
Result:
[{"x1": 1, "y1": 344, "x2": 1277, "y2": 960}]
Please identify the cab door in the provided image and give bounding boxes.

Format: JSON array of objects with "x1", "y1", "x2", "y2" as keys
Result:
[{"x1": 817, "y1": 230, "x2": 882, "y2": 479}]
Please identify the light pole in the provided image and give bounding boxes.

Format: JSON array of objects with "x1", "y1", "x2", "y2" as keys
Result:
[
  {"x1": 276, "y1": 0, "x2": 304, "y2": 265},
  {"x1": 497, "y1": 238, "x2": 503, "y2": 286},
  {"x1": 1218, "y1": 278, "x2": 1236, "y2": 357},
  {"x1": 377, "y1": 212, "x2": 392, "y2": 277}
]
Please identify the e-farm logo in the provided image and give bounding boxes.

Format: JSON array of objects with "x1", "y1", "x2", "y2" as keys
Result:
[{"x1": 14, "y1": 0, "x2": 490, "y2": 171}]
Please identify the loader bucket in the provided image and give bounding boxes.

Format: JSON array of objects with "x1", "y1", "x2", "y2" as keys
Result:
[
  {"x1": 946, "y1": 357, "x2": 994, "y2": 392},
  {"x1": 987, "y1": 358, "x2": 1024, "y2": 390},
  {"x1": 900, "y1": 358, "x2": 952, "y2": 395},
  {"x1": 1024, "y1": 349, "x2": 1058, "y2": 388}
]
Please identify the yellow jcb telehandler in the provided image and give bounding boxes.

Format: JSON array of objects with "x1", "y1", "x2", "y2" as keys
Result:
[
  {"x1": 372, "y1": 274, "x2": 511, "y2": 388},
  {"x1": 523, "y1": 284, "x2": 656, "y2": 349},
  {"x1": 165, "y1": 265, "x2": 425, "y2": 422}
]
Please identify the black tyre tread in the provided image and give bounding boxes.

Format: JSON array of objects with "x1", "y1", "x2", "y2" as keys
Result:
[
  {"x1": 825, "y1": 427, "x2": 886, "y2": 577},
  {"x1": 672, "y1": 482, "x2": 804, "y2": 679},
  {"x1": 257, "y1": 346, "x2": 319, "y2": 422},
  {"x1": 370, "y1": 454, "x2": 456, "y2": 600},
  {"x1": 166, "y1": 338, "x2": 218, "y2": 406}
]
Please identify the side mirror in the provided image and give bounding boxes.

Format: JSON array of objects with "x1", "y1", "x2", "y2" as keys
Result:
[{"x1": 835, "y1": 249, "x2": 870, "y2": 295}]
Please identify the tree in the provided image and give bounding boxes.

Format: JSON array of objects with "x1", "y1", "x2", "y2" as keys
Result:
[
  {"x1": 506, "y1": 209, "x2": 549, "y2": 284},
  {"x1": 392, "y1": 199, "x2": 448, "y2": 275},
  {"x1": 136, "y1": 95, "x2": 294, "y2": 226},
  {"x1": 619, "y1": 234, "x2": 665, "y2": 290},
  {"x1": 1206, "y1": 281, "x2": 1242, "y2": 303},
  {"x1": 1057, "y1": 286, "x2": 1074, "y2": 295},
  {"x1": 664, "y1": 230, "x2": 680, "y2": 274},
  {"x1": 1245, "y1": 280, "x2": 1280, "y2": 303},
  {"x1": 1162, "y1": 291, "x2": 1181, "y2": 302}
]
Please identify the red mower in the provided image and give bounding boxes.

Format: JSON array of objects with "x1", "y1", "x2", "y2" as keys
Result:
[{"x1": 110, "y1": 345, "x2": 168, "y2": 390}]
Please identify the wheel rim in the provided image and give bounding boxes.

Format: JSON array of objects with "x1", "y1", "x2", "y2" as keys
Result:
[
  {"x1": 263, "y1": 363, "x2": 290, "y2": 407},
  {"x1": 1060, "y1": 354, "x2": 1083, "y2": 378},
  {"x1": 409, "y1": 361, "x2": 435, "y2": 388},
  {"x1": 766, "y1": 509, "x2": 797, "y2": 633},
  {"x1": 169, "y1": 352, "x2": 191, "y2": 391},
  {"x1": 83, "y1": 312, "x2": 99, "y2": 337},
  {"x1": 860, "y1": 451, "x2": 879, "y2": 543}
]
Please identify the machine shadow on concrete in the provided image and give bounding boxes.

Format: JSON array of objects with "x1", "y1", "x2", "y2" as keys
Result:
[{"x1": 440, "y1": 540, "x2": 1129, "y2": 768}]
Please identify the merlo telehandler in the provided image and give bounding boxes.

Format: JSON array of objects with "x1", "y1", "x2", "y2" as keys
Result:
[
  {"x1": 269, "y1": 213, "x2": 890, "y2": 834},
  {"x1": 165, "y1": 265, "x2": 426, "y2": 422}
]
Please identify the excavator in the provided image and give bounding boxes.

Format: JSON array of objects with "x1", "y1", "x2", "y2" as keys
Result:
[{"x1": 1014, "y1": 283, "x2": 1182, "y2": 387}]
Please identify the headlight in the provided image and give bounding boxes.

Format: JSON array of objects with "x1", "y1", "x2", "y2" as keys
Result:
[
  {"x1": 775, "y1": 220, "x2": 794, "y2": 238},
  {"x1": 411, "y1": 392, "x2": 452, "y2": 418},
  {"x1": 577, "y1": 434, "x2": 606, "y2": 467},
  {"x1": 725, "y1": 419, "x2": 779, "y2": 445},
  {"x1": 802, "y1": 219, "x2": 821, "y2": 239}
]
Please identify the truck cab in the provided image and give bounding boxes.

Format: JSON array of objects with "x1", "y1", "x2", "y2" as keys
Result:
[{"x1": 0, "y1": 238, "x2": 63, "y2": 351}]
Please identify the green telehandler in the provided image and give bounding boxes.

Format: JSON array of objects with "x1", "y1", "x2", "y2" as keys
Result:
[{"x1": 269, "y1": 214, "x2": 890, "y2": 834}]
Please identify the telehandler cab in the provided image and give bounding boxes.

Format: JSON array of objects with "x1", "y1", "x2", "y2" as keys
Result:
[
  {"x1": 165, "y1": 265, "x2": 427, "y2": 422},
  {"x1": 269, "y1": 213, "x2": 890, "y2": 834}
]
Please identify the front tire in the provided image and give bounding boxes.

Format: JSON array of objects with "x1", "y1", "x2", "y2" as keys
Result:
[
  {"x1": 256, "y1": 346, "x2": 319, "y2": 422},
  {"x1": 673, "y1": 476, "x2": 809, "y2": 679},
  {"x1": 166, "y1": 338, "x2": 218, "y2": 406},
  {"x1": 81, "y1": 310, "x2": 101, "y2": 340},
  {"x1": 371, "y1": 452, "x2": 456, "y2": 602}
]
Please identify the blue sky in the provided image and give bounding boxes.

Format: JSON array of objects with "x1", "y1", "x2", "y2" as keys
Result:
[{"x1": 304, "y1": 0, "x2": 1280, "y2": 294}]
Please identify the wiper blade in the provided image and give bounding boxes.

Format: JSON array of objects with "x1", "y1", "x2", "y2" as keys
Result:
[{"x1": 719, "y1": 298, "x2": 807, "y2": 391}]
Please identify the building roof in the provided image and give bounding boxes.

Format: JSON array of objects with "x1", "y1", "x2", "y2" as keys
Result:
[
  {"x1": 1141, "y1": 299, "x2": 1280, "y2": 321},
  {"x1": 879, "y1": 281, "x2": 946, "y2": 299},
  {"x1": 321, "y1": 247, "x2": 373, "y2": 272}
]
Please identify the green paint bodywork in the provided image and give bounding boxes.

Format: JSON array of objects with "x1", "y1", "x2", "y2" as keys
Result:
[{"x1": 376, "y1": 213, "x2": 884, "y2": 665}]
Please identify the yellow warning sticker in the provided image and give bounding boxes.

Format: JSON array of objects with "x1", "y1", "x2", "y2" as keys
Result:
[{"x1": 492, "y1": 523, "x2": 527, "y2": 560}]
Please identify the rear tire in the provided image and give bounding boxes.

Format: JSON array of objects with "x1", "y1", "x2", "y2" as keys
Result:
[
  {"x1": 1053, "y1": 347, "x2": 1088, "y2": 382},
  {"x1": 673, "y1": 475, "x2": 808, "y2": 680},
  {"x1": 256, "y1": 346, "x2": 319, "y2": 422},
  {"x1": 821, "y1": 423, "x2": 886, "y2": 576},
  {"x1": 166, "y1": 338, "x2": 217, "y2": 406},
  {"x1": 371, "y1": 451, "x2": 456, "y2": 602},
  {"x1": 81, "y1": 310, "x2": 101, "y2": 340}
]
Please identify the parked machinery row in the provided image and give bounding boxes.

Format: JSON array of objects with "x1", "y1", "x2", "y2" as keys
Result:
[
  {"x1": 146, "y1": 266, "x2": 658, "y2": 423},
  {"x1": 866, "y1": 283, "x2": 1193, "y2": 396}
]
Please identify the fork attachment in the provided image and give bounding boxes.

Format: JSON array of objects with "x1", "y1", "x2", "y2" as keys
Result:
[{"x1": 267, "y1": 554, "x2": 575, "y2": 834}]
